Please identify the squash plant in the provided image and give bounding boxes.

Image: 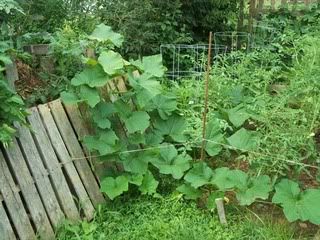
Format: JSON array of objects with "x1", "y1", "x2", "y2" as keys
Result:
[
  {"x1": 61, "y1": 24, "x2": 320, "y2": 225},
  {"x1": 61, "y1": 23, "x2": 193, "y2": 198}
]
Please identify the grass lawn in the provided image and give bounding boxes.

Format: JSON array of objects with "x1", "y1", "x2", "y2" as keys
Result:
[{"x1": 55, "y1": 195, "x2": 305, "y2": 240}]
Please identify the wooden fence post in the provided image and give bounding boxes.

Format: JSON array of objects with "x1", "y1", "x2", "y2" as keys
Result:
[
  {"x1": 237, "y1": 0, "x2": 245, "y2": 32},
  {"x1": 258, "y1": 0, "x2": 264, "y2": 15},
  {"x1": 5, "y1": 60, "x2": 18, "y2": 91}
]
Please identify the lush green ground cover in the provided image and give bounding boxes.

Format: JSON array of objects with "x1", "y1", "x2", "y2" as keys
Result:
[{"x1": 56, "y1": 195, "x2": 300, "y2": 240}]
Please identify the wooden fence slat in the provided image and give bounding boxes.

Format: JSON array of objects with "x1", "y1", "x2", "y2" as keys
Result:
[
  {"x1": 4, "y1": 140, "x2": 55, "y2": 239},
  {"x1": 0, "y1": 202, "x2": 16, "y2": 240},
  {"x1": 63, "y1": 103, "x2": 112, "y2": 180},
  {"x1": 27, "y1": 107, "x2": 81, "y2": 221},
  {"x1": 15, "y1": 123, "x2": 65, "y2": 226},
  {"x1": 48, "y1": 100, "x2": 105, "y2": 207},
  {"x1": 38, "y1": 104, "x2": 95, "y2": 220},
  {"x1": 0, "y1": 151, "x2": 35, "y2": 240}
]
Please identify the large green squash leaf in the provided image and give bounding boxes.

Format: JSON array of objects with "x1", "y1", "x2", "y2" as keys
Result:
[
  {"x1": 79, "y1": 85, "x2": 100, "y2": 108},
  {"x1": 272, "y1": 179, "x2": 320, "y2": 224},
  {"x1": 89, "y1": 23, "x2": 124, "y2": 47},
  {"x1": 205, "y1": 119, "x2": 224, "y2": 156},
  {"x1": 91, "y1": 102, "x2": 115, "y2": 129},
  {"x1": 131, "y1": 55, "x2": 166, "y2": 78},
  {"x1": 83, "y1": 130, "x2": 119, "y2": 155},
  {"x1": 151, "y1": 144, "x2": 191, "y2": 179},
  {"x1": 139, "y1": 171, "x2": 159, "y2": 195},
  {"x1": 176, "y1": 184, "x2": 202, "y2": 200},
  {"x1": 124, "y1": 111, "x2": 150, "y2": 134},
  {"x1": 128, "y1": 73, "x2": 162, "y2": 108},
  {"x1": 120, "y1": 151, "x2": 157, "y2": 174},
  {"x1": 227, "y1": 128, "x2": 258, "y2": 151},
  {"x1": 236, "y1": 175, "x2": 272, "y2": 206},
  {"x1": 146, "y1": 94, "x2": 177, "y2": 120},
  {"x1": 100, "y1": 176, "x2": 129, "y2": 200},
  {"x1": 71, "y1": 65, "x2": 110, "y2": 87},
  {"x1": 227, "y1": 105, "x2": 251, "y2": 128},
  {"x1": 154, "y1": 114, "x2": 187, "y2": 142},
  {"x1": 98, "y1": 50, "x2": 124, "y2": 75},
  {"x1": 184, "y1": 162, "x2": 214, "y2": 188}
]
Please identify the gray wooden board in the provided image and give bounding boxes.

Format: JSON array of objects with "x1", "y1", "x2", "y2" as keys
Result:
[
  {"x1": 49, "y1": 100, "x2": 105, "y2": 207},
  {"x1": 63, "y1": 103, "x2": 111, "y2": 181},
  {"x1": 27, "y1": 107, "x2": 80, "y2": 221},
  {"x1": 4, "y1": 139, "x2": 55, "y2": 239},
  {"x1": 5, "y1": 61, "x2": 18, "y2": 91},
  {"x1": 0, "y1": 151, "x2": 35, "y2": 240},
  {"x1": 0, "y1": 202, "x2": 16, "y2": 240},
  {"x1": 38, "y1": 104, "x2": 95, "y2": 220},
  {"x1": 15, "y1": 123, "x2": 65, "y2": 226}
]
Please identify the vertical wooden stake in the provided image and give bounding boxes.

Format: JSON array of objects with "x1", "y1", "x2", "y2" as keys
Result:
[
  {"x1": 215, "y1": 198, "x2": 227, "y2": 225},
  {"x1": 5, "y1": 60, "x2": 18, "y2": 91},
  {"x1": 200, "y1": 32, "x2": 213, "y2": 161}
]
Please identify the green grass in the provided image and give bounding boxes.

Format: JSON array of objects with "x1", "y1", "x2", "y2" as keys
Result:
[{"x1": 55, "y1": 195, "x2": 298, "y2": 240}]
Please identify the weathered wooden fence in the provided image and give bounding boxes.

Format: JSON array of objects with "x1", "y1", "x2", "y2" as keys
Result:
[{"x1": 0, "y1": 99, "x2": 106, "y2": 240}]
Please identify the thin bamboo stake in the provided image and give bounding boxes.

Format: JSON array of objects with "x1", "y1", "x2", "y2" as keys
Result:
[{"x1": 200, "y1": 32, "x2": 213, "y2": 161}]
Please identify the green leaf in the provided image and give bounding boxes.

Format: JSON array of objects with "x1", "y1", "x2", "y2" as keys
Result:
[
  {"x1": 139, "y1": 171, "x2": 159, "y2": 195},
  {"x1": 98, "y1": 50, "x2": 124, "y2": 75},
  {"x1": 272, "y1": 179, "x2": 301, "y2": 222},
  {"x1": 89, "y1": 24, "x2": 124, "y2": 47},
  {"x1": 124, "y1": 111, "x2": 150, "y2": 134},
  {"x1": 227, "y1": 128, "x2": 258, "y2": 151},
  {"x1": 184, "y1": 162, "x2": 214, "y2": 188},
  {"x1": 205, "y1": 119, "x2": 224, "y2": 156},
  {"x1": 120, "y1": 151, "x2": 157, "y2": 174},
  {"x1": 146, "y1": 94, "x2": 177, "y2": 120},
  {"x1": 236, "y1": 175, "x2": 272, "y2": 206},
  {"x1": 91, "y1": 102, "x2": 115, "y2": 129},
  {"x1": 227, "y1": 105, "x2": 251, "y2": 128},
  {"x1": 71, "y1": 65, "x2": 110, "y2": 87},
  {"x1": 207, "y1": 192, "x2": 225, "y2": 211},
  {"x1": 79, "y1": 85, "x2": 100, "y2": 108},
  {"x1": 114, "y1": 99, "x2": 132, "y2": 119},
  {"x1": 83, "y1": 130, "x2": 119, "y2": 155},
  {"x1": 100, "y1": 176, "x2": 129, "y2": 200},
  {"x1": 131, "y1": 55, "x2": 166, "y2": 77},
  {"x1": 176, "y1": 184, "x2": 201, "y2": 200},
  {"x1": 299, "y1": 189, "x2": 320, "y2": 225},
  {"x1": 154, "y1": 114, "x2": 187, "y2": 142},
  {"x1": 151, "y1": 144, "x2": 191, "y2": 179},
  {"x1": 128, "y1": 73, "x2": 162, "y2": 108},
  {"x1": 126, "y1": 174, "x2": 144, "y2": 186},
  {"x1": 211, "y1": 167, "x2": 235, "y2": 190},
  {"x1": 61, "y1": 91, "x2": 79, "y2": 105}
]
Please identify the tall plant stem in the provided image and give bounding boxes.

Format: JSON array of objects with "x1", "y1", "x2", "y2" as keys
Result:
[{"x1": 200, "y1": 32, "x2": 213, "y2": 161}]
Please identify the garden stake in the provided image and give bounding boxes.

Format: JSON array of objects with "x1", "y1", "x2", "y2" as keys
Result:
[
  {"x1": 200, "y1": 31, "x2": 213, "y2": 161},
  {"x1": 215, "y1": 198, "x2": 228, "y2": 225}
]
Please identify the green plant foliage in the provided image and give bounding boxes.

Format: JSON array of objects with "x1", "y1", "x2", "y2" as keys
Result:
[
  {"x1": 89, "y1": 24, "x2": 124, "y2": 47},
  {"x1": 124, "y1": 111, "x2": 150, "y2": 134},
  {"x1": 273, "y1": 179, "x2": 320, "y2": 225},
  {"x1": 176, "y1": 183, "x2": 202, "y2": 200},
  {"x1": 98, "y1": 51, "x2": 124, "y2": 75},
  {"x1": 227, "y1": 128, "x2": 259, "y2": 151},
  {"x1": 100, "y1": 176, "x2": 129, "y2": 200},
  {"x1": 204, "y1": 119, "x2": 224, "y2": 156},
  {"x1": 184, "y1": 162, "x2": 214, "y2": 188},
  {"x1": 151, "y1": 144, "x2": 191, "y2": 179}
]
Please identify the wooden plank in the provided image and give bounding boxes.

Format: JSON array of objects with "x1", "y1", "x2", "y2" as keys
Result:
[
  {"x1": 27, "y1": 107, "x2": 80, "y2": 221},
  {"x1": 38, "y1": 104, "x2": 95, "y2": 220},
  {"x1": 5, "y1": 61, "x2": 18, "y2": 91},
  {"x1": 0, "y1": 151, "x2": 35, "y2": 240},
  {"x1": 15, "y1": 123, "x2": 65, "y2": 226},
  {"x1": 63, "y1": 103, "x2": 112, "y2": 181},
  {"x1": 0, "y1": 202, "x2": 16, "y2": 240},
  {"x1": 48, "y1": 100, "x2": 105, "y2": 207},
  {"x1": 4, "y1": 140, "x2": 55, "y2": 239}
]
